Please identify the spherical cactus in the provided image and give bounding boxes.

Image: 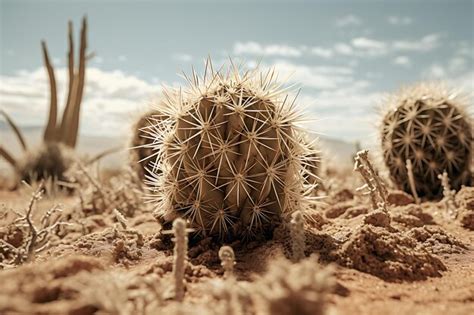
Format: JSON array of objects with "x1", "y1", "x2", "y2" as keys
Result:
[
  {"x1": 146, "y1": 61, "x2": 319, "y2": 240},
  {"x1": 129, "y1": 109, "x2": 166, "y2": 179},
  {"x1": 380, "y1": 82, "x2": 472, "y2": 199}
]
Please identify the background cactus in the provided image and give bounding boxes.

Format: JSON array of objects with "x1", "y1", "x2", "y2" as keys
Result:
[
  {"x1": 0, "y1": 17, "x2": 90, "y2": 185},
  {"x1": 146, "y1": 61, "x2": 319, "y2": 240},
  {"x1": 380, "y1": 82, "x2": 472, "y2": 199},
  {"x1": 129, "y1": 109, "x2": 165, "y2": 180}
]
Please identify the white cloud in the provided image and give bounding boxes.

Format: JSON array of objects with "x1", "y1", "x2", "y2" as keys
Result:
[
  {"x1": 388, "y1": 16, "x2": 412, "y2": 25},
  {"x1": 393, "y1": 55, "x2": 411, "y2": 67},
  {"x1": 0, "y1": 67, "x2": 159, "y2": 136},
  {"x1": 270, "y1": 60, "x2": 354, "y2": 90},
  {"x1": 234, "y1": 42, "x2": 302, "y2": 57},
  {"x1": 118, "y1": 55, "x2": 127, "y2": 62},
  {"x1": 172, "y1": 53, "x2": 193, "y2": 62},
  {"x1": 335, "y1": 15, "x2": 362, "y2": 28},
  {"x1": 334, "y1": 43, "x2": 354, "y2": 55},
  {"x1": 393, "y1": 33, "x2": 441, "y2": 52},
  {"x1": 351, "y1": 37, "x2": 388, "y2": 56},
  {"x1": 310, "y1": 47, "x2": 334, "y2": 58}
]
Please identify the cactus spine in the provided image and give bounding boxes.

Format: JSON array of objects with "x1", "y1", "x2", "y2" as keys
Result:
[
  {"x1": 380, "y1": 82, "x2": 472, "y2": 199},
  {"x1": 146, "y1": 60, "x2": 319, "y2": 240}
]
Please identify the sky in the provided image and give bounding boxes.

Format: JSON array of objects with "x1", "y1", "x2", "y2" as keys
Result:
[{"x1": 1, "y1": 0, "x2": 473, "y2": 147}]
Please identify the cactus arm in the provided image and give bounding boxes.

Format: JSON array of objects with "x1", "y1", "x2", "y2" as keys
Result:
[
  {"x1": 0, "y1": 146, "x2": 18, "y2": 169},
  {"x1": 85, "y1": 146, "x2": 122, "y2": 165},
  {"x1": 66, "y1": 16, "x2": 87, "y2": 148},
  {"x1": 41, "y1": 41, "x2": 58, "y2": 142},
  {"x1": 0, "y1": 110, "x2": 27, "y2": 151},
  {"x1": 58, "y1": 20, "x2": 75, "y2": 144}
]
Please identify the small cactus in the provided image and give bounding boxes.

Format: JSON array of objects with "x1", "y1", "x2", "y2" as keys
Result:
[
  {"x1": 0, "y1": 17, "x2": 90, "y2": 185},
  {"x1": 146, "y1": 60, "x2": 319, "y2": 240},
  {"x1": 380, "y1": 82, "x2": 472, "y2": 199}
]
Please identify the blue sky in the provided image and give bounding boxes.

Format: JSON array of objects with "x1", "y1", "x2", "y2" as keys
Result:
[{"x1": 1, "y1": 0, "x2": 473, "y2": 144}]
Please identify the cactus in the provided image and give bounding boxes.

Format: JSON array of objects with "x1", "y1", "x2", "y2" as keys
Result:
[
  {"x1": 0, "y1": 17, "x2": 90, "y2": 184},
  {"x1": 129, "y1": 109, "x2": 166, "y2": 179},
  {"x1": 380, "y1": 82, "x2": 472, "y2": 199},
  {"x1": 146, "y1": 60, "x2": 319, "y2": 240}
]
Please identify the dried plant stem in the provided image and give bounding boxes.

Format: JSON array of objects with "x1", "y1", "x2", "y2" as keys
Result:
[
  {"x1": 406, "y1": 159, "x2": 420, "y2": 204},
  {"x1": 24, "y1": 182, "x2": 45, "y2": 262},
  {"x1": 354, "y1": 150, "x2": 388, "y2": 212},
  {"x1": 219, "y1": 246, "x2": 236, "y2": 279},
  {"x1": 290, "y1": 211, "x2": 305, "y2": 262},
  {"x1": 438, "y1": 171, "x2": 457, "y2": 217},
  {"x1": 172, "y1": 218, "x2": 188, "y2": 301}
]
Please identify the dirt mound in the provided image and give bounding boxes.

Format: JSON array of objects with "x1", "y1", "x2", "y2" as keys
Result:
[
  {"x1": 455, "y1": 186, "x2": 474, "y2": 230},
  {"x1": 304, "y1": 203, "x2": 467, "y2": 281}
]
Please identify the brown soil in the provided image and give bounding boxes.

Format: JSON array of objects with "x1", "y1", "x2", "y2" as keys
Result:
[{"x1": 0, "y1": 179, "x2": 473, "y2": 315}]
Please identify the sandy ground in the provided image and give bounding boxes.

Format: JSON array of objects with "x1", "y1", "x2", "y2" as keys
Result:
[{"x1": 0, "y1": 176, "x2": 473, "y2": 315}]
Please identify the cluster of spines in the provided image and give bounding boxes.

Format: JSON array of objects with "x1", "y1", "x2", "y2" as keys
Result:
[{"x1": 145, "y1": 60, "x2": 320, "y2": 240}]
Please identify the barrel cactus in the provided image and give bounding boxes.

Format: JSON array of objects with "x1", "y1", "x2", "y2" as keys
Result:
[
  {"x1": 129, "y1": 109, "x2": 167, "y2": 179},
  {"x1": 146, "y1": 61, "x2": 319, "y2": 240},
  {"x1": 380, "y1": 82, "x2": 472, "y2": 199}
]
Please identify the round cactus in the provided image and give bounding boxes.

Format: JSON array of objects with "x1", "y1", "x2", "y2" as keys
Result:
[
  {"x1": 129, "y1": 109, "x2": 167, "y2": 179},
  {"x1": 380, "y1": 82, "x2": 472, "y2": 199},
  {"x1": 146, "y1": 61, "x2": 319, "y2": 240}
]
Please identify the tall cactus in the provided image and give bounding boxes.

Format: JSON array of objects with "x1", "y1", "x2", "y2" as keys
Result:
[
  {"x1": 0, "y1": 17, "x2": 90, "y2": 183},
  {"x1": 146, "y1": 60, "x2": 319, "y2": 240},
  {"x1": 380, "y1": 82, "x2": 472, "y2": 199}
]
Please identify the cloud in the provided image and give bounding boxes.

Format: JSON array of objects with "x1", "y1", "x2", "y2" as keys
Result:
[
  {"x1": 172, "y1": 53, "x2": 193, "y2": 62},
  {"x1": 393, "y1": 33, "x2": 441, "y2": 52},
  {"x1": 270, "y1": 60, "x2": 355, "y2": 90},
  {"x1": 118, "y1": 55, "x2": 127, "y2": 62},
  {"x1": 351, "y1": 37, "x2": 388, "y2": 56},
  {"x1": 334, "y1": 43, "x2": 354, "y2": 55},
  {"x1": 310, "y1": 47, "x2": 334, "y2": 58},
  {"x1": 387, "y1": 16, "x2": 412, "y2": 25},
  {"x1": 335, "y1": 15, "x2": 362, "y2": 28},
  {"x1": 393, "y1": 55, "x2": 411, "y2": 67},
  {"x1": 0, "y1": 67, "x2": 159, "y2": 136},
  {"x1": 234, "y1": 42, "x2": 302, "y2": 57}
]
